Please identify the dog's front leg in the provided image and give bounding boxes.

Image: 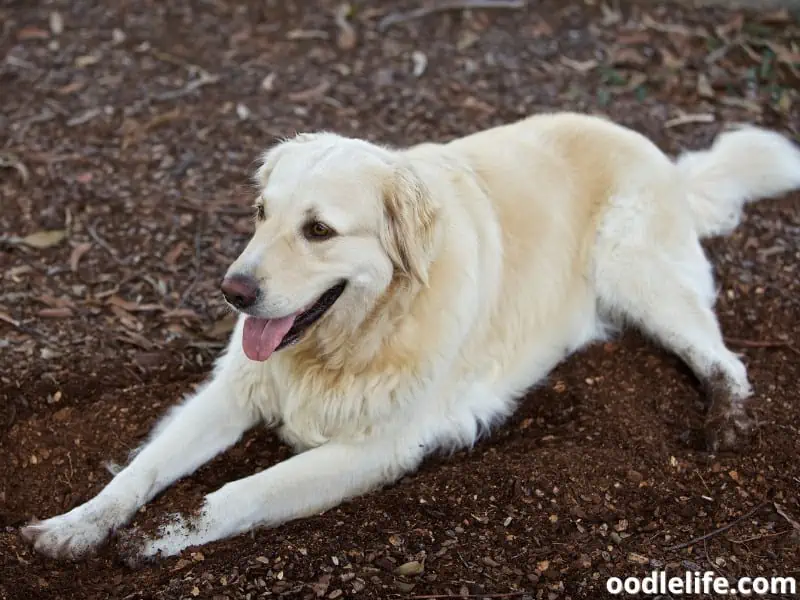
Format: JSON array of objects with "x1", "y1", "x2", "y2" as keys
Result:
[
  {"x1": 122, "y1": 432, "x2": 425, "y2": 563},
  {"x1": 20, "y1": 374, "x2": 260, "y2": 560}
]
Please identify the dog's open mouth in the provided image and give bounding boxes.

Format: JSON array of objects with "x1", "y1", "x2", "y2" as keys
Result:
[{"x1": 241, "y1": 281, "x2": 346, "y2": 362}]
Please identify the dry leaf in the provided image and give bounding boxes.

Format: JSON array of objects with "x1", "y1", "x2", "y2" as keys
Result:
[
  {"x1": 21, "y1": 230, "x2": 67, "y2": 249},
  {"x1": 69, "y1": 242, "x2": 92, "y2": 272},
  {"x1": 170, "y1": 558, "x2": 191, "y2": 571},
  {"x1": 394, "y1": 560, "x2": 424, "y2": 576}
]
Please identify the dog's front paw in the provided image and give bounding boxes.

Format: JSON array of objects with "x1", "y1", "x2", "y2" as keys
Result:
[
  {"x1": 704, "y1": 401, "x2": 755, "y2": 452},
  {"x1": 116, "y1": 513, "x2": 198, "y2": 567},
  {"x1": 20, "y1": 500, "x2": 123, "y2": 560},
  {"x1": 115, "y1": 527, "x2": 156, "y2": 568}
]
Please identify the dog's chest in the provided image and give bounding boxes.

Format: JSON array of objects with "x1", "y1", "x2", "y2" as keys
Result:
[{"x1": 255, "y1": 358, "x2": 402, "y2": 452}]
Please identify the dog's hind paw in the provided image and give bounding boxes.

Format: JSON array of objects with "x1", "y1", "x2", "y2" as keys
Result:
[{"x1": 704, "y1": 402, "x2": 755, "y2": 453}]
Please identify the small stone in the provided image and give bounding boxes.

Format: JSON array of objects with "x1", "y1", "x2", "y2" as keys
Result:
[
  {"x1": 261, "y1": 72, "x2": 277, "y2": 92},
  {"x1": 394, "y1": 580, "x2": 416, "y2": 592},
  {"x1": 482, "y1": 556, "x2": 501, "y2": 568},
  {"x1": 626, "y1": 470, "x2": 643, "y2": 483},
  {"x1": 236, "y1": 103, "x2": 251, "y2": 120}
]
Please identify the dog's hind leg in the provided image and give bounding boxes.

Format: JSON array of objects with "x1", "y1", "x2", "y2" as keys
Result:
[
  {"x1": 20, "y1": 371, "x2": 260, "y2": 560},
  {"x1": 595, "y1": 198, "x2": 753, "y2": 452}
]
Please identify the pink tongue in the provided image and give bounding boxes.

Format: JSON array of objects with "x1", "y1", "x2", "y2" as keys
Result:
[{"x1": 242, "y1": 314, "x2": 297, "y2": 361}]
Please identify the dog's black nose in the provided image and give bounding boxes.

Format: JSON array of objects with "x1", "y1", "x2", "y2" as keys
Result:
[{"x1": 221, "y1": 274, "x2": 259, "y2": 309}]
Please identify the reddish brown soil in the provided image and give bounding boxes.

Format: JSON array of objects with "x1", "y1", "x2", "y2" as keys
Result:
[{"x1": 1, "y1": 1, "x2": 799, "y2": 599}]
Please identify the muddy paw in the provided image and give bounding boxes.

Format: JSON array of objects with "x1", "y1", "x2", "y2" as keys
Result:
[
  {"x1": 704, "y1": 403, "x2": 755, "y2": 452},
  {"x1": 20, "y1": 512, "x2": 107, "y2": 560},
  {"x1": 115, "y1": 527, "x2": 153, "y2": 569}
]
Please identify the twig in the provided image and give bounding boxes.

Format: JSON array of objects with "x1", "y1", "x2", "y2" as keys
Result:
[
  {"x1": 153, "y1": 72, "x2": 220, "y2": 102},
  {"x1": 179, "y1": 215, "x2": 205, "y2": 308},
  {"x1": 0, "y1": 151, "x2": 30, "y2": 183},
  {"x1": 410, "y1": 593, "x2": 528, "y2": 600},
  {"x1": 0, "y1": 311, "x2": 43, "y2": 339},
  {"x1": 87, "y1": 219, "x2": 127, "y2": 265},
  {"x1": 730, "y1": 529, "x2": 792, "y2": 544},
  {"x1": 664, "y1": 113, "x2": 715, "y2": 129},
  {"x1": 724, "y1": 337, "x2": 800, "y2": 356},
  {"x1": 67, "y1": 107, "x2": 103, "y2": 127},
  {"x1": 665, "y1": 501, "x2": 770, "y2": 551},
  {"x1": 774, "y1": 502, "x2": 800, "y2": 533},
  {"x1": 378, "y1": 0, "x2": 526, "y2": 32}
]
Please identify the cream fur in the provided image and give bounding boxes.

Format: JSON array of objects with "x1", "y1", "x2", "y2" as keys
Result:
[{"x1": 21, "y1": 112, "x2": 800, "y2": 562}]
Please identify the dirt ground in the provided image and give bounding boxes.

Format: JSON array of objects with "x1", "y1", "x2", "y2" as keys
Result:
[{"x1": 1, "y1": 1, "x2": 799, "y2": 599}]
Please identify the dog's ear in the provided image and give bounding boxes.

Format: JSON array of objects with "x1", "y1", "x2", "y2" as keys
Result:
[
  {"x1": 381, "y1": 165, "x2": 438, "y2": 286},
  {"x1": 254, "y1": 133, "x2": 320, "y2": 187}
]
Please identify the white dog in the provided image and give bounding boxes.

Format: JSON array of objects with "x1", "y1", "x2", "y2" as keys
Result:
[{"x1": 21, "y1": 112, "x2": 800, "y2": 563}]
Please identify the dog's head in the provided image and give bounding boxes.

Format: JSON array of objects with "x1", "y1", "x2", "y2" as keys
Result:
[{"x1": 222, "y1": 133, "x2": 438, "y2": 361}]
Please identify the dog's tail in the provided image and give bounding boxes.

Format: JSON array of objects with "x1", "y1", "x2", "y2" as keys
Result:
[{"x1": 676, "y1": 126, "x2": 800, "y2": 238}]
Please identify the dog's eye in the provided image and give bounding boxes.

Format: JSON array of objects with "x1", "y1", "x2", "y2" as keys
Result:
[
  {"x1": 303, "y1": 220, "x2": 336, "y2": 241},
  {"x1": 254, "y1": 204, "x2": 266, "y2": 222}
]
